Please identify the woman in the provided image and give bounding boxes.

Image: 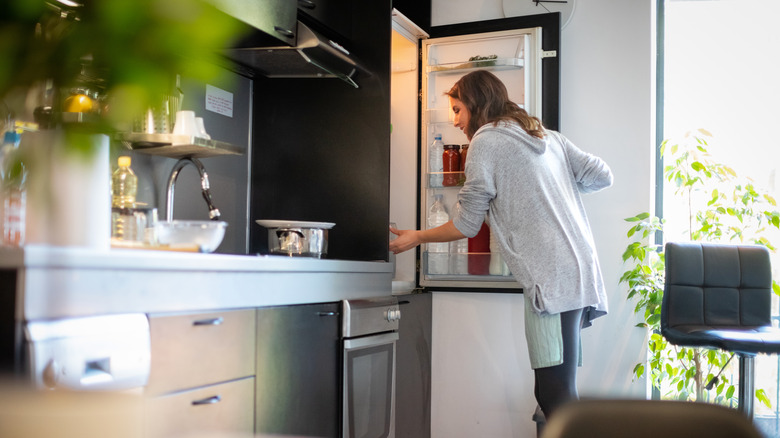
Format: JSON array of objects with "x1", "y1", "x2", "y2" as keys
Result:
[{"x1": 389, "y1": 70, "x2": 612, "y2": 420}]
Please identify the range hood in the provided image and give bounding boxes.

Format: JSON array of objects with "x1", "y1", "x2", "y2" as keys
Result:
[{"x1": 226, "y1": 21, "x2": 367, "y2": 89}]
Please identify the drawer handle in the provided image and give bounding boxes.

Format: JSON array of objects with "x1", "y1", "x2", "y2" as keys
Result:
[
  {"x1": 318, "y1": 311, "x2": 338, "y2": 317},
  {"x1": 273, "y1": 26, "x2": 295, "y2": 38},
  {"x1": 192, "y1": 395, "x2": 222, "y2": 406},
  {"x1": 192, "y1": 317, "x2": 224, "y2": 326}
]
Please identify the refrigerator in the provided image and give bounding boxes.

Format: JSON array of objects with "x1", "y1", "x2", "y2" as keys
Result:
[{"x1": 390, "y1": 11, "x2": 560, "y2": 292}]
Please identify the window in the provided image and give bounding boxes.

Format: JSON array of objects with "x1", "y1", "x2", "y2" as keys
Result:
[{"x1": 661, "y1": 1, "x2": 780, "y2": 436}]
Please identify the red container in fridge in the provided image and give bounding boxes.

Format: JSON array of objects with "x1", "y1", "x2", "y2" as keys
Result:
[
  {"x1": 468, "y1": 222, "x2": 490, "y2": 275},
  {"x1": 442, "y1": 144, "x2": 461, "y2": 186}
]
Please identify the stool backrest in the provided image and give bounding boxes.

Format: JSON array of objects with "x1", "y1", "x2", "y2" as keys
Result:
[{"x1": 662, "y1": 242, "x2": 772, "y2": 335}]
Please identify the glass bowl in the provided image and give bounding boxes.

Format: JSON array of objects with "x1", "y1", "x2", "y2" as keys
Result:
[{"x1": 155, "y1": 220, "x2": 227, "y2": 253}]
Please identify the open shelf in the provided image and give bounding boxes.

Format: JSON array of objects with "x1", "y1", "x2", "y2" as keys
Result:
[{"x1": 117, "y1": 133, "x2": 245, "y2": 159}]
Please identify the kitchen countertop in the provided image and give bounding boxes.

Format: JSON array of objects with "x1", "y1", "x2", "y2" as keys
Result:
[{"x1": 0, "y1": 245, "x2": 393, "y2": 321}]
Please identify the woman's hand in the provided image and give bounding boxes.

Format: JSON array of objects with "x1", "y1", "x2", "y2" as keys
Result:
[{"x1": 389, "y1": 226, "x2": 421, "y2": 254}]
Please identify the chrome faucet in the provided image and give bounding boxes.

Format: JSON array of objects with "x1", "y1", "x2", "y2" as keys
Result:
[{"x1": 165, "y1": 157, "x2": 221, "y2": 222}]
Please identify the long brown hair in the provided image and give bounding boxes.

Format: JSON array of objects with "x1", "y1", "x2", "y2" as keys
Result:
[{"x1": 445, "y1": 70, "x2": 545, "y2": 139}]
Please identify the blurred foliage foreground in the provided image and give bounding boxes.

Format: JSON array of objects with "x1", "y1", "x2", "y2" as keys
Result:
[{"x1": 0, "y1": 0, "x2": 246, "y2": 133}]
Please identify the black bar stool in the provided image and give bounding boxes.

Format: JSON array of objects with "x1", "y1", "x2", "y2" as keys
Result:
[{"x1": 661, "y1": 241, "x2": 780, "y2": 418}]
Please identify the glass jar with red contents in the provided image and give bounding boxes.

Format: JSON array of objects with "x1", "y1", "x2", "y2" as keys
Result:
[
  {"x1": 459, "y1": 144, "x2": 469, "y2": 185},
  {"x1": 468, "y1": 222, "x2": 490, "y2": 275},
  {"x1": 442, "y1": 144, "x2": 461, "y2": 186}
]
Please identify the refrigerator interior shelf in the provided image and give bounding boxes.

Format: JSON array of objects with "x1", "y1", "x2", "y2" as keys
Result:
[
  {"x1": 427, "y1": 57, "x2": 524, "y2": 74},
  {"x1": 428, "y1": 172, "x2": 465, "y2": 188},
  {"x1": 426, "y1": 108, "x2": 452, "y2": 124},
  {"x1": 424, "y1": 250, "x2": 514, "y2": 279},
  {"x1": 117, "y1": 132, "x2": 245, "y2": 159}
]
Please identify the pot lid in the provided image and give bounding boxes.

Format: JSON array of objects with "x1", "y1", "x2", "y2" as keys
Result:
[{"x1": 255, "y1": 219, "x2": 335, "y2": 229}]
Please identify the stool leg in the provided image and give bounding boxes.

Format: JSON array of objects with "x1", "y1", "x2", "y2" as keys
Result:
[{"x1": 738, "y1": 354, "x2": 754, "y2": 419}]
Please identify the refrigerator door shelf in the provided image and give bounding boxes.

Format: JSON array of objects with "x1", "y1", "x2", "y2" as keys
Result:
[{"x1": 422, "y1": 251, "x2": 514, "y2": 280}]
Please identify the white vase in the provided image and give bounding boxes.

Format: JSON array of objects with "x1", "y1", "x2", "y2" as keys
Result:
[{"x1": 23, "y1": 130, "x2": 111, "y2": 250}]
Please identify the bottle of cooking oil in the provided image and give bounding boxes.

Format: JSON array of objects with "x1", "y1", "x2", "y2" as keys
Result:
[
  {"x1": 112, "y1": 156, "x2": 137, "y2": 207},
  {"x1": 111, "y1": 156, "x2": 138, "y2": 240}
]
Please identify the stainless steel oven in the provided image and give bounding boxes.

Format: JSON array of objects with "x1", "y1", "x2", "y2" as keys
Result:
[{"x1": 342, "y1": 296, "x2": 401, "y2": 438}]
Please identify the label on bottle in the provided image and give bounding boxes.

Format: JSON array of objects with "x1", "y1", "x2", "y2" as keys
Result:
[{"x1": 3, "y1": 187, "x2": 25, "y2": 246}]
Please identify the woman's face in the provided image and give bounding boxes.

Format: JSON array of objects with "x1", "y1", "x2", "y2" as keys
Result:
[{"x1": 449, "y1": 96, "x2": 470, "y2": 136}]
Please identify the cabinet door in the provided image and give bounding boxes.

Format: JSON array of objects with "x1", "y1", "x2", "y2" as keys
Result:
[
  {"x1": 207, "y1": 0, "x2": 297, "y2": 46},
  {"x1": 255, "y1": 302, "x2": 340, "y2": 437}
]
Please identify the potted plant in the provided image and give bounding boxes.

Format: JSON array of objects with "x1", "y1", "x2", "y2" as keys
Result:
[
  {"x1": 0, "y1": 0, "x2": 245, "y2": 248},
  {"x1": 621, "y1": 129, "x2": 779, "y2": 406}
]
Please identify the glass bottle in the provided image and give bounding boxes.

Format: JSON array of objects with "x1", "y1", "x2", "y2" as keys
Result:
[
  {"x1": 111, "y1": 156, "x2": 137, "y2": 208},
  {"x1": 442, "y1": 144, "x2": 461, "y2": 186},
  {"x1": 1, "y1": 130, "x2": 25, "y2": 246},
  {"x1": 428, "y1": 133, "x2": 444, "y2": 188},
  {"x1": 111, "y1": 156, "x2": 138, "y2": 241}
]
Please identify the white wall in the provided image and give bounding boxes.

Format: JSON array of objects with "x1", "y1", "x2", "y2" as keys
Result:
[{"x1": 429, "y1": 1, "x2": 655, "y2": 436}]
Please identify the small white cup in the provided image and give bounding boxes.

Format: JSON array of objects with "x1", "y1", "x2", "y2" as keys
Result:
[
  {"x1": 173, "y1": 110, "x2": 197, "y2": 136},
  {"x1": 194, "y1": 117, "x2": 210, "y2": 139}
]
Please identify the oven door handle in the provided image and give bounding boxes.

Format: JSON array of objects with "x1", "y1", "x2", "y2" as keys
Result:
[{"x1": 343, "y1": 332, "x2": 399, "y2": 351}]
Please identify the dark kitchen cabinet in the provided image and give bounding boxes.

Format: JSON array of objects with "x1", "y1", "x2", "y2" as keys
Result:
[
  {"x1": 255, "y1": 302, "x2": 341, "y2": 437},
  {"x1": 250, "y1": 0, "x2": 392, "y2": 261},
  {"x1": 0, "y1": 270, "x2": 16, "y2": 376},
  {"x1": 206, "y1": 0, "x2": 298, "y2": 47},
  {"x1": 298, "y1": 0, "x2": 353, "y2": 42}
]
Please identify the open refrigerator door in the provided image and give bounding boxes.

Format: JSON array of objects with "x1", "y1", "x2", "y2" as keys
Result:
[
  {"x1": 420, "y1": 26, "x2": 545, "y2": 290},
  {"x1": 390, "y1": 12, "x2": 559, "y2": 292}
]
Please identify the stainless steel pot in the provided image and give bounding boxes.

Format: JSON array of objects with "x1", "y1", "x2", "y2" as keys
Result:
[{"x1": 256, "y1": 220, "x2": 335, "y2": 258}]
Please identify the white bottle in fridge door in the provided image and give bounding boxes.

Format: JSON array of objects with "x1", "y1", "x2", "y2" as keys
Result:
[
  {"x1": 427, "y1": 194, "x2": 449, "y2": 274},
  {"x1": 428, "y1": 133, "x2": 444, "y2": 188},
  {"x1": 489, "y1": 227, "x2": 511, "y2": 276},
  {"x1": 449, "y1": 200, "x2": 468, "y2": 275}
]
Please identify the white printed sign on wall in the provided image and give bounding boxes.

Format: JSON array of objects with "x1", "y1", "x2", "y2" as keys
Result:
[{"x1": 205, "y1": 84, "x2": 234, "y2": 118}]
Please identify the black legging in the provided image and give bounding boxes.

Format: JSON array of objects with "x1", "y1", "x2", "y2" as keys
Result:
[{"x1": 533, "y1": 307, "x2": 585, "y2": 420}]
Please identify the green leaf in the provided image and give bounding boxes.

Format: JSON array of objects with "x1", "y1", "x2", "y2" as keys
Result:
[
  {"x1": 625, "y1": 212, "x2": 650, "y2": 222},
  {"x1": 756, "y1": 389, "x2": 772, "y2": 409}
]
